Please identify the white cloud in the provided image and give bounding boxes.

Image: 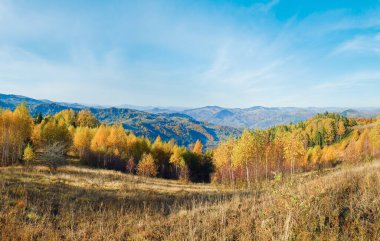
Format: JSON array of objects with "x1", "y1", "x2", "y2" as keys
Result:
[
  {"x1": 0, "y1": 0, "x2": 379, "y2": 107},
  {"x1": 332, "y1": 33, "x2": 380, "y2": 56}
]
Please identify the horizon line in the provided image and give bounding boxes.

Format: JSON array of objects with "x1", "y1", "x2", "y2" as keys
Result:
[{"x1": 1, "y1": 93, "x2": 380, "y2": 111}]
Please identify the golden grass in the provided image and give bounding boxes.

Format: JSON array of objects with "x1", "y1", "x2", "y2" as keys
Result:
[{"x1": 1, "y1": 162, "x2": 380, "y2": 240}]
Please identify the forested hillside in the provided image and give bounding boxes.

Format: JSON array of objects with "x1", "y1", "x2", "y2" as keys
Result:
[
  {"x1": 0, "y1": 94, "x2": 241, "y2": 147},
  {"x1": 90, "y1": 108, "x2": 240, "y2": 147},
  {"x1": 2, "y1": 94, "x2": 380, "y2": 141},
  {"x1": 0, "y1": 105, "x2": 216, "y2": 182},
  {"x1": 213, "y1": 113, "x2": 380, "y2": 186}
]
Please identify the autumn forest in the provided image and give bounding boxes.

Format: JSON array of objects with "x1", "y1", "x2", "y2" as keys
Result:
[{"x1": 1, "y1": 103, "x2": 379, "y2": 185}]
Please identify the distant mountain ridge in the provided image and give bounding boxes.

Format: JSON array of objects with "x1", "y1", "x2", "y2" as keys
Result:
[
  {"x1": 1, "y1": 94, "x2": 379, "y2": 144},
  {"x1": 127, "y1": 103, "x2": 380, "y2": 129},
  {"x1": 182, "y1": 106, "x2": 380, "y2": 129},
  {"x1": 0, "y1": 94, "x2": 240, "y2": 147}
]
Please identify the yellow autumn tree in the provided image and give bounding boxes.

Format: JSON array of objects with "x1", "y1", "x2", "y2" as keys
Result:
[
  {"x1": 356, "y1": 129, "x2": 371, "y2": 162},
  {"x1": 321, "y1": 146, "x2": 337, "y2": 165},
  {"x1": 0, "y1": 104, "x2": 33, "y2": 165},
  {"x1": 13, "y1": 103, "x2": 33, "y2": 162},
  {"x1": 309, "y1": 145, "x2": 322, "y2": 167},
  {"x1": 107, "y1": 125, "x2": 127, "y2": 158},
  {"x1": 192, "y1": 140, "x2": 203, "y2": 155},
  {"x1": 213, "y1": 137, "x2": 235, "y2": 184},
  {"x1": 76, "y1": 110, "x2": 99, "y2": 128},
  {"x1": 369, "y1": 119, "x2": 380, "y2": 156},
  {"x1": 54, "y1": 109, "x2": 76, "y2": 127},
  {"x1": 91, "y1": 125, "x2": 110, "y2": 166},
  {"x1": 232, "y1": 129, "x2": 256, "y2": 187},
  {"x1": 282, "y1": 131, "x2": 306, "y2": 178},
  {"x1": 324, "y1": 119, "x2": 336, "y2": 145},
  {"x1": 170, "y1": 145, "x2": 187, "y2": 179},
  {"x1": 137, "y1": 153, "x2": 157, "y2": 177},
  {"x1": 23, "y1": 144, "x2": 36, "y2": 163},
  {"x1": 337, "y1": 121, "x2": 346, "y2": 140},
  {"x1": 74, "y1": 127, "x2": 94, "y2": 161},
  {"x1": 38, "y1": 119, "x2": 72, "y2": 150}
]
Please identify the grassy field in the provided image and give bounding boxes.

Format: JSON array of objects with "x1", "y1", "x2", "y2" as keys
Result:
[{"x1": 1, "y1": 162, "x2": 380, "y2": 240}]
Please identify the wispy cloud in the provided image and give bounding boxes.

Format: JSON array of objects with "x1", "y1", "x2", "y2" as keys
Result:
[
  {"x1": 314, "y1": 71, "x2": 380, "y2": 90},
  {"x1": 250, "y1": 0, "x2": 280, "y2": 14},
  {"x1": 332, "y1": 33, "x2": 380, "y2": 56},
  {"x1": 0, "y1": 0, "x2": 379, "y2": 107},
  {"x1": 0, "y1": 45, "x2": 130, "y2": 105}
]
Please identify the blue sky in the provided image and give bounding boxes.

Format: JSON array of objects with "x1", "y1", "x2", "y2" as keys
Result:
[{"x1": 0, "y1": 0, "x2": 380, "y2": 108}]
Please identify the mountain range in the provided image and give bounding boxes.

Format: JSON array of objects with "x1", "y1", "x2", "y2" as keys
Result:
[
  {"x1": 0, "y1": 94, "x2": 240, "y2": 147},
  {"x1": 182, "y1": 106, "x2": 380, "y2": 129},
  {"x1": 127, "y1": 104, "x2": 380, "y2": 129},
  {"x1": 1, "y1": 93, "x2": 379, "y2": 146}
]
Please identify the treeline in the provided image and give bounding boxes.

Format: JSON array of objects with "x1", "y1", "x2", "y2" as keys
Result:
[
  {"x1": 2, "y1": 104, "x2": 379, "y2": 185},
  {"x1": 213, "y1": 113, "x2": 380, "y2": 186},
  {"x1": 0, "y1": 104, "x2": 213, "y2": 182},
  {"x1": 73, "y1": 125, "x2": 212, "y2": 182}
]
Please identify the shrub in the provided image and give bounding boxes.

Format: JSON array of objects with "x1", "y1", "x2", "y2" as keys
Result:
[
  {"x1": 41, "y1": 142, "x2": 67, "y2": 172},
  {"x1": 23, "y1": 144, "x2": 36, "y2": 164}
]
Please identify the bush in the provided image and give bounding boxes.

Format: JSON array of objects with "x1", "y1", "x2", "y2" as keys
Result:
[
  {"x1": 23, "y1": 144, "x2": 36, "y2": 163},
  {"x1": 40, "y1": 142, "x2": 67, "y2": 172}
]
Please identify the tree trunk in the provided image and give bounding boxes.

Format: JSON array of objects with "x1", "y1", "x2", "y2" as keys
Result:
[
  {"x1": 245, "y1": 160, "x2": 250, "y2": 188},
  {"x1": 265, "y1": 152, "x2": 268, "y2": 181},
  {"x1": 291, "y1": 158, "x2": 294, "y2": 179}
]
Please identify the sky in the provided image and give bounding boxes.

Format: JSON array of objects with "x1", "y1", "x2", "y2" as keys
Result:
[{"x1": 0, "y1": 0, "x2": 380, "y2": 108}]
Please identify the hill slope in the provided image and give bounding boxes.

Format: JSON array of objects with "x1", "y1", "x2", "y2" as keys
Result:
[
  {"x1": 90, "y1": 107, "x2": 240, "y2": 147},
  {"x1": 0, "y1": 94, "x2": 241, "y2": 147},
  {"x1": 1, "y1": 161, "x2": 379, "y2": 240},
  {"x1": 2, "y1": 93, "x2": 378, "y2": 144}
]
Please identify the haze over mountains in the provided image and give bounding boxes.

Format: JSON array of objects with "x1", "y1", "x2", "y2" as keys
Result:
[
  {"x1": 182, "y1": 106, "x2": 380, "y2": 129},
  {"x1": 1, "y1": 93, "x2": 379, "y2": 146},
  {"x1": 128, "y1": 103, "x2": 380, "y2": 129}
]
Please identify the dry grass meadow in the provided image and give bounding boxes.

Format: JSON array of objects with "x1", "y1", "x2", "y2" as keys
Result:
[{"x1": 1, "y1": 161, "x2": 380, "y2": 240}]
